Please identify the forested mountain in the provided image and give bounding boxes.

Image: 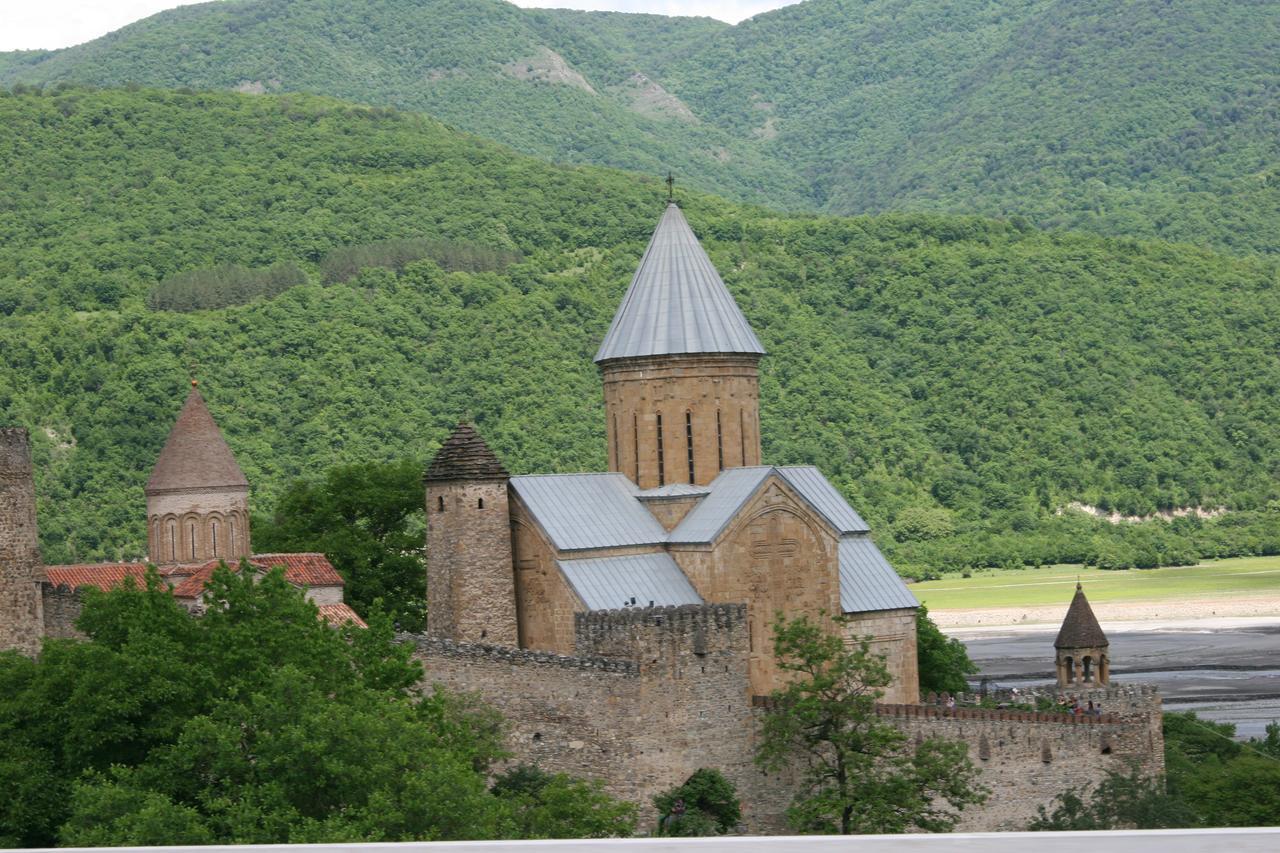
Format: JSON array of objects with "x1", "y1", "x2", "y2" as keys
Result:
[
  {"x1": 3, "y1": 88, "x2": 1280, "y2": 571},
  {"x1": 2, "y1": 0, "x2": 1277, "y2": 252}
]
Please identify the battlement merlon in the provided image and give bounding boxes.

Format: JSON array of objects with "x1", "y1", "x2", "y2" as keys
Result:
[
  {"x1": 399, "y1": 632, "x2": 640, "y2": 675},
  {"x1": 574, "y1": 603, "x2": 749, "y2": 667}
]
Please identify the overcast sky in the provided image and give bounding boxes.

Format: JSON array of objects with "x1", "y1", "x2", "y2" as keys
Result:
[{"x1": 1, "y1": 0, "x2": 793, "y2": 51}]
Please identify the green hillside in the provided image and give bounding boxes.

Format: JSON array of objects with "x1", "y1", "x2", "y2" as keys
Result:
[
  {"x1": 3, "y1": 88, "x2": 1280, "y2": 572},
  {"x1": 2, "y1": 0, "x2": 1277, "y2": 252}
]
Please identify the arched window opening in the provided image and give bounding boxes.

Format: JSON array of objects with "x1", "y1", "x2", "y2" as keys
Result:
[
  {"x1": 1063, "y1": 656, "x2": 1074, "y2": 683},
  {"x1": 190, "y1": 523, "x2": 197, "y2": 561},
  {"x1": 212, "y1": 521, "x2": 219, "y2": 557},
  {"x1": 611, "y1": 414, "x2": 618, "y2": 470},
  {"x1": 438, "y1": 495, "x2": 445, "y2": 512},
  {"x1": 632, "y1": 415, "x2": 640, "y2": 481},
  {"x1": 169, "y1": 521, "x2": 177, "y2": 562},
  {"x1": 1083, "y1": 655, "x2": 1093, "y2": 682},
  {"x1": 685, "y1": 411, "x2": 695, "y2": 483},
  {"x1": 656, "y1": 414, "x2": 665, "y2": 486},
  {"x1": 739, "y1": 409, "x2": 747, "y2": 465},
  {"x1": 477, "y1": 497, "x2": 485, "y2": 509},
  {"x1": 716, "y1": 410, "x2": 724, "y2": 471},
  {"x1": 229, "y1": 519, "x2": 237, "y2": 555}
]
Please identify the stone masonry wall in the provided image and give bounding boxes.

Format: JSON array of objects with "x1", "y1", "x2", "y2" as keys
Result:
[
  {"x1": 0, "y1": 428, "x2": 44, "y2": 656},
  {"x1": 41, "y1": 584, "x2": 86, "y2": 639},
  {"x1": 426, "y1": 479, "x2": 518, "y2": 646},
  {"x1": 404, "y1": 607, "x2": 1164, "y2": 835},
  {"x1": 843, "y1": 608, "x2": 920, "y2": 704},
  {"x1": 601, "y1": 354, "x2": 761, "y2": 488},
  {"x1": 509, "y1": 497, "x2": 582, "y2": 653}
]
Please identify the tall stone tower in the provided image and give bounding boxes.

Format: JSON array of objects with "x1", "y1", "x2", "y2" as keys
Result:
[
  {"x1": 596, "y1": 203, "x2": 766, "y2": 488},
  {"x1": 1055, "y1": 582, "x2": 1110, "y2": 687},
  {"x1": 424, "y1": 423, "x2": 518, "y2": 645},
  {"x1": 145, "y1": 384, "x2": 251, "y2": 565},
  {"x1": 0, "y1": 428, "x2": 44, "y2": 656}
]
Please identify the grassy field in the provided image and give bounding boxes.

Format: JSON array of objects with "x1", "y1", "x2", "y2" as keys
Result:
[{"x1": 911, "y1": 556, "x2": 1280, "y2": 611}]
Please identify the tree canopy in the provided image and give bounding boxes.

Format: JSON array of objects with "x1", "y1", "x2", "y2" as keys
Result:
[
  {"x1": 755, "y1": 614, "x2": 986, "y2": 833},
  {"x1": 0, "y1": 565, "x2": 635, "y2": 847}
]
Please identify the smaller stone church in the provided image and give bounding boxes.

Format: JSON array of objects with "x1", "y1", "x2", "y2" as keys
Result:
[
  {"x1": 424, "y1": 202, "x2": 920, "y2": 703},
  {"x1": 0, "y1": 388, "x2": 363, "y2": 652}
]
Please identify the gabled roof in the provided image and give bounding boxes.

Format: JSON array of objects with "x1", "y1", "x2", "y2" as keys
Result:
[
  {"x1": 317, "y1": 603, "x2": 368, "y2": 629},
  {"x1": 595, "y1": 203, "x2": 765, "y2": 363},
  {"x1": 425, "y1": 423, "x2": 509, "y2": 482},
  {"x1": 838, "y1": 536, "x2": 919, "y2": 613},
  {"x1": 777, "y1": 467, "x2": 870, "y2": 534},
  {"x1": 172, "y1": 553, "x2": 344, "y2": 599},
  {"x1": 1055, "y1": 583, "x2": 1109, "y2": 649},
  {"x1": 668, "y1": 466, "x2": 871, "y2": 544},
  {"x1": 146, "y1": 386, "x2": 249, "y2": 493},
  {"x1": 510, "y1": 473, "x2": 668, "y2": 552},
  {"x1": 558, "y1": 553, "x2": 703, "y2": 611},
  {"x1": 668, "y1": 467, "x2": 773, "y2": 543},
  {"x1": 45, "y1": 563, "x2": 148, "y2": 591}
]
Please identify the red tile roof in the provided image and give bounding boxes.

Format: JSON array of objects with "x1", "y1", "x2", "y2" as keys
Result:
[
  {"x1": 45, "y1": 563, "x2": 148, "y2": 591},
  {"x1": 250, "y1": 553, "x2": 345, "y2": 587},
  {"x1": 317, "y1": 603, "x2": 368, "y2": 629},
  {"x1": 170, "y1": 553, "x2": 344, "y2": 599}
]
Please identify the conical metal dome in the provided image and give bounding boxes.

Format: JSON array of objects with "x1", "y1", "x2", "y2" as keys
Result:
[{"x1": 595, "y1": 204, "x2": 765, "y2": 363}]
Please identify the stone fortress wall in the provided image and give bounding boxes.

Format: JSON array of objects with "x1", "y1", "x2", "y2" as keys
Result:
[
  {"x1": 404, "y1": 603, "x2": 1163, "y2": 833},
  {"x1": 0, "y1": 428, "x2": 44, "y2": 657}
]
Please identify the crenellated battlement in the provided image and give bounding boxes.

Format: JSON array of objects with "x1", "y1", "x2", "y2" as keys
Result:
[{"x1": 401, "y1": 632, "x2": 639, "y2": 675}]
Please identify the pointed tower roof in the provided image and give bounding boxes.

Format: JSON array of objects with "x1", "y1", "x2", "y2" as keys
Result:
[
  {"x1": 145, "y1": 385, "x2": 249, "y2": 493},
  {"x1": 595, "y1": 203, "x2": 765, "y2": 363},
  {"x1": 1054, "y1": 583, "x2": 1109, "y2": 649},
  {"x1": 425, "y1": 423, "x2": 509, "y2": 482}
]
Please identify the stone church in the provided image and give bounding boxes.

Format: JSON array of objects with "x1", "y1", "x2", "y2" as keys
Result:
[
  {"x1": 424, "y1": 202, "x2": 920, "y2": 702},
  {"x1": 0, "y1": 386, "x2": 362, "y2": 654}
]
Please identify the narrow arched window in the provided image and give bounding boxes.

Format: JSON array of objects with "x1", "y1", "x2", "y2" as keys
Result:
[
  {"x1": 611, "y1": 414, "x2": 618, "y2": 470},
  {"x1": 438, "y1": 495, "x2": 445, "y2": 512},
  {"x1": 477, "y1": 497, "x2": 484, "y2": 509},
  {"x1": 1083, "y1": 656, "x2": 1093, "y2": 682},
  {"x1": 169, "y1": 521, "x2": 177, "y2": 562},
  {"x1": 632, "y1": 414, "x2": 639, "y2": 481},
  {"x1": 212, "y1": 521, "x2": 219, "y2": 557},
  {"x1": 190, "y1": 523, "x2": 197, "y2": 561},
  {"x1": 716, "y1": 410, "x2": 724, "y2": 472},
  {"x1": 740, "y1": 409, "x2": 747, "y2": 465},
  {"x1": 656, "y1": 414, "x2": 665, "y2": 486},
  {"x1": 685, "y1": 411, "x2": 695, "y2": 483},
  {"x1": 1063, "y1": 656, "x2": 1074, "y2": 683},
  {"x1": 229, "y1": 518, "x2": 237, "y2": 554}
]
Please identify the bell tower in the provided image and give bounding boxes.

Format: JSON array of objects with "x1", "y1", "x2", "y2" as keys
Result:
[
  {"x1": 145, "y1": 383, "x2": 252, "y2": 565},
  {"x1": 596, "y1": 203, "x2": 765, "y2": 488},
  {"x1": 1055, "y1": 582, "x2": 1110, "y2": 687}
]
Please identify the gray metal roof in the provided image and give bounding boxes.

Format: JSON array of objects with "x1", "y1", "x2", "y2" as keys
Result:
[
  {"x1": 838, "y1": 535, "x2": 919, "y2": 613},
  {"x1": 668, "y1": 467, "x2": 773, "y2": 543},
  {"x1": 510, "y1": 473, "x2": 668, "y2": 552},
  {"x1": 557, "y1": 553, "x2": 703, "y2": 611},
  {"x1": 777, "y1": 466, "x2": 870, "y2": 533},
  {"x1": 595, "y1": 204, "x2": 766, "y2": 363},
  {"x1": 636, "y1": 483, "x2": 711, "y2": 499}
]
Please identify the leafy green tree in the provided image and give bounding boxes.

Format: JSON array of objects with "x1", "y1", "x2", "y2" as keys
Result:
[
  {"x1": 916, "y1": 604, "x2": 979, "y2": 694},
  {"x1": 652, "y1": 768, "x2": 742, "y2": 836},
  {"x1": 255, "y1": 460, "x2": 427, "y2": 631},
  {"x1": 756, "y1": 614, "x2": 986, "y2": 834},
  {"x1": 490, "y1": 765, "x2": 637, "y2": 839},
  {"x1": 1029, "y1": 764, "x2": 1185, "y2": 830}
]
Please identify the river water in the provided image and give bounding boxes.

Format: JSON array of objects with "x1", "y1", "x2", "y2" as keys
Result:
[{"x1": 954, "y1": 621, "x2": 1280, "y2": 739}]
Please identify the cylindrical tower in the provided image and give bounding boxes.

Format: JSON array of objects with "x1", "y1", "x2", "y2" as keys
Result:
[
  {"x1": 145, "y1": 384, "x2": 252, "y2": 565},
  {"x1": 596, "y1": 204, "x2": 765, "y2": 489},
  {"x1": 0, "y1": 428, "x2": 45, "y2": 656}
]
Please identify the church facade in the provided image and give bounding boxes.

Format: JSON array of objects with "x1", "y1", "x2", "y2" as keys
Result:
[{"x1": 424, "y1": 202, "x2": 920, "y2": 703}]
